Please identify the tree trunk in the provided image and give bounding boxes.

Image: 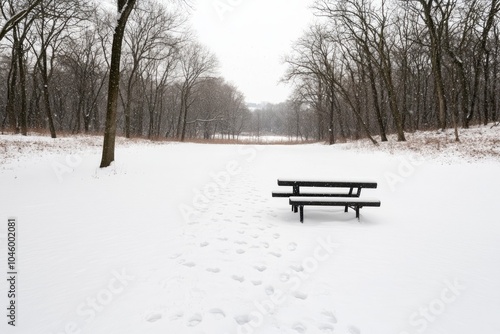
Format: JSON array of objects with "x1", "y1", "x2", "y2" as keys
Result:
[
  {"x1": 6, "y1": 45, "x2": 18, "y2": 133},
  {"x1": 40, "y1": 46, "x2": 56, "y2": 138},
  {"x1": 100, "y1": 0, "x2": 137, "y2": 168},
  {"x1": 328, "y1": 88, "x2": 335, "y2": 145},
  {"x1": 180, "y1": 103, "x2": 188, "y2": 141},
  {"x1": 176, "y1": 92, "x2": 185, "y2": 139},
  {"x1": 124, "y1": 67, "x2": 139, "y2": 138},
  {"x1": 367, "y1": 61, "x2": 387, "y2": 141},
  {"x1": 14, "y1": 28, "x2": 28, "y2": 135},
  {"x1": 483, "y1": 52, "x2": 491, "y2": 125},
  {"x1": 378, "y1": 43, "x2": 406, "y2": 141}
]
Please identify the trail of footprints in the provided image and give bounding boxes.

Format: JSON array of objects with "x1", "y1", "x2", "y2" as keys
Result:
[
  {"x1": 155, "y1": 168, "x2": 354, "y2": 332},
  {"x1": 145, "y1": 306, "x2": 354, "y2": 334}
]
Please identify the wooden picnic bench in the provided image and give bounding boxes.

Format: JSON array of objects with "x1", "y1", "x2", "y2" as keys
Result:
[{"x1": 272, "y1": 179, "x2": 381, "y2": 223}]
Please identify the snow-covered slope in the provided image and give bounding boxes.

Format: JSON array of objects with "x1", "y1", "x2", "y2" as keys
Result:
[{"x1": 1, "y1": 129, "x2": 499, "y2": 334}]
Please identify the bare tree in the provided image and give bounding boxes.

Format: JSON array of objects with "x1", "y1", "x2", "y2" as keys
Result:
[
  {"x1": 28, "y1": 0, "x2": 92, "y2": 138},
  {"x1": 411, "y1": 0, "x2": 455, "y2": 131},
  {"x1": 1, "y1": 0, "x2": 39, "y2": 134},
  {"x1": 59, "y1": 25, "x2": 108, "y2": 133},
  {"x1": 121, "y1": 0, "x2": 183, "y2": 138},
  {"x1": 175, "y1": 41, "x2": 218, "y2": 141},
  {"x1": 284, "y1": 22, "x2": 378, "y2": 145},
  {"x1": 100, "y1": 0, "x2": 137, "y2": 168},
  {"x1": 313, "y1": 0, "x2": 405, "y2": 141},
  {"x1": 283, "y1": 24, "x2": 340, "y2": 144}
]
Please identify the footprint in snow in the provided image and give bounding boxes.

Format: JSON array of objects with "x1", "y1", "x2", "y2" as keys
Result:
[
  {"x1": 232, "y1": 275, "x2": 245, "y2": 283},
  {"x1": 209, "y1": 308, "x2": 226, "y2": 320},
  {"x1": 251, "y1": 234, "x2": 260, "y2": 239},
  {"x1": 234, "y1": 314, "x2": 251, "y2": 325},
  {"x1": 235, "y1": 240, "x2": 247, "y2": 245},
  {"x1": 293, "y1": 322, "x2": 307, "y2": 333},
  {"x1": 273, "y1": 233, "x2": 280, "y2": 239},
  {"x1": 293, "y1": 291, "x2": 308, "y2": 300},
  {"x1": 321, "y1": 311, "x2": 338, "y2": 324},
  {"x1": 236, "y1": 249, "x2": 246, "y2": 254},
  {"x1": 254, "y1": 265, "x2": 267, "y2": 272},
  {"x1": 182, "y1": 262, "x2": 196, "y2": 268},
  {"x1": 288, "y1": 242, "x2": 298, "y2": 251},
  {"x1": 319, "y1": 324, "x2": 335, "y2": 333},
  {"x1": 200, "y1": 242, "x2": 209, "y2": 247},
  {"x1": 145, "y1": 313, "x2": 162, "y2": 322},
  {"x1": 261, "y1": 242, "x2": 270, "y2": 249},
  {"x1": 290, "y1": 264, "x2": 304, "y2": 272},
  {"x1": 269, "y1": 251, "x2": 282, "y2": 258},
  {"x1": 280, "y1": 273, "x2": 290, "y2": 282},
  {"x1": 218, "y1": 237, "x2": 228, "y2": 242},
  {"x1": 206, "y1": 268, "x2": 221, "y2": 273},
  {"x1": 265, "y1": 286, "x2": 275, "y2": 296},
  {"x1": 237, "y1": 230, "x2": 246, "y2": 235},
  {"x1": 187, "y1": 314, "x2": 202, "y2": 327},
  {"x1": 348, "y1": 326, "x2": 361, "y2": 334},
  {"x1": 169, "y1": 311, "x2": 184, "y2": 321},
  {"x1": 251, "y1": 280, "x2": 262, "y2": 286},
  {"x1": 169, "y1": 253, "x2": 181, "y2": 259}
]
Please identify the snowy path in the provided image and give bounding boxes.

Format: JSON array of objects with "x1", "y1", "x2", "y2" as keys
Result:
[
  {"x1": 127, "y1": 153, "x2": 348, "y2": 334},
  {"x1": 1, "y1": 138, "x2": 500, "y2": 334}
]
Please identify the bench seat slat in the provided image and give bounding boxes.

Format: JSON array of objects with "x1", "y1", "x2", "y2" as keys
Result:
[
  {"x1": 289, "y1": 196, "x2": 381, "y2": 223},
  {"x1": 289, "y1": 196, "x2": 381, "y2": 206}
]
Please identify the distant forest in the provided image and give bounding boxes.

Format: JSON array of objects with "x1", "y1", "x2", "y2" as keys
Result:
[{"x1": 1, "y1": 0, "x2": 500, "y2": 144}]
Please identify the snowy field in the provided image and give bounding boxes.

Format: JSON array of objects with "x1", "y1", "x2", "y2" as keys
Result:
[{"x1": 1, "y1": 126, "x2": 500, "y2": 334}]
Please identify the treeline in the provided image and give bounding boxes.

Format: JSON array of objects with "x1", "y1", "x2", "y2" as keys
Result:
[
  {"x1": 0, "y1": 0, "x2": 250, "y2": 140},
  {"x1": 283, "y1": 0, "x2": 500, "y2": 144}
]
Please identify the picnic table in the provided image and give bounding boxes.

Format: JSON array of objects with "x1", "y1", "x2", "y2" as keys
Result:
[{"x1": 272, "y1": 178, "x2": 381, "y2": 223}]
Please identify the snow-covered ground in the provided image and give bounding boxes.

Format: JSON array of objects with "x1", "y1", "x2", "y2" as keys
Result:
[{"x1": 1, "y1": 125, "x2": 499, "y2": 334}]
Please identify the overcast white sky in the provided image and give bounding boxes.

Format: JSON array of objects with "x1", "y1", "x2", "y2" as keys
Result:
[{"x1": 189, "y1": 0, "x2": 315, "y2": 104}]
